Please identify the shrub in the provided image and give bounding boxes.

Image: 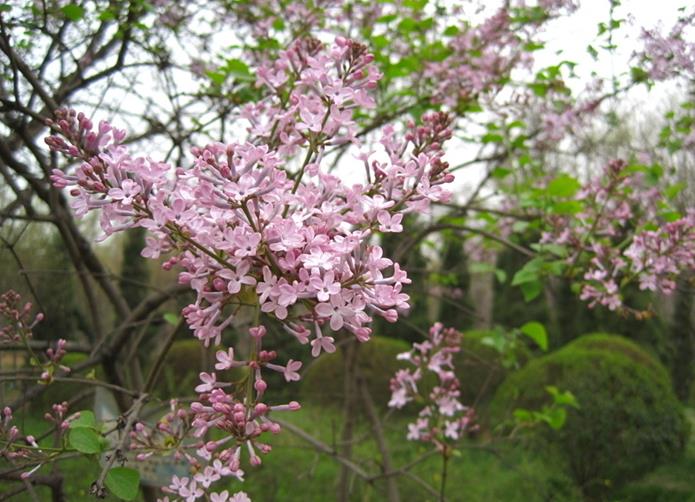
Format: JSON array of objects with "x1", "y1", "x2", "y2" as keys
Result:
[
  {"x1": 301, "y1": 336, "x2": 412, "y2": 409},
  {"x1": 489, "y1": 334, "x2": 690, "y2": 498},
  {"x1": 155, "y1": 339, "x2": 206, "y2": 399},
  {"x1": 154, "y1": 339, "x2": 246, "y2": 399},
  {"x1": 568, "y1": 332, "x2": 668, "y2": 377}
]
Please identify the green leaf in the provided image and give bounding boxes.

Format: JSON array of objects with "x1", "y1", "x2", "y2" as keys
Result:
[
  {"x1": 661, "y1": 210, "x2": 682, "y2": 222},
  {"x1": 520, "y1": 280, "x2": 542, "y2": 302},
  {"x1": 403, "y1": 0, "x2": 428, "y2": 9},
  {"x1": 546, "y1": 386, "x2": 580, "y2": 409},
  {"x1": 528, "y1": 82, "x2": 547, "y2": 97},
  {"x1": 272, "y1": 18, "x2": 285, "y2": 31},
  {"x1": 513, "y1": 408, "x2": 534, "y2": 422},
  {"x1": 630, "y1": 66, "x2": 649, "y2": 83},
  {"x1": 523, "y1": 41, "x2": 544, "y2": 51},
  {"x1": 61, "y1": 4, "x2": 85, "y2": 21},
  {"x1": 70, "y1": 410, "x2": 97, "y2": 430},
  {"x1": 224, "y1": 58, "x2": 252, "y2": 81},
  {"x1": 587, "y1": 44, "x2": 598, "y2": 60},
  {"x1": 397, "y1": 17, "x2": 419, "y2": 34},
  {"x1": 371, "y1": 35, "x2": 388, "y2": 49},
  {"x1": 0, "y1": 3, "x2": 12, "y2": 12},
  {"x1": 550, "y1": 200, "x2": 583, "y2": 215},
  {"x1": 543, "y1": 407, "x2": 567, "y2": 430},
  {"x1": 519, "y1": 321, "x2": 548, "y2": 351},
  {"x1": 511, "y1": 258, "x2": 543, "y2": 286},
  {"x1": 98, "y1": 10, "x2": 116, "y2": 21},
  {"x1": 105, "y1": 467, "x2": 140, "y2": 501},
  {"x1": 68, "y1": 427, "x2": 102, "y2": 454},
  {"x1": 530, "y1": 243, "x2": 568, "y2": 258},
  {"x1": 481, "y1": 133, "x2": 504, "y2": 144},
  {"x1": 547, "y1": 175, "x2": 581, "y2": 198},
  {"x1": 206, "y1": 70, "x2": 226, "y2": 86},
  {"x1": 481, "y1": 335, "x2": 506, "y2": 354},
  {"x1": 376, "y1": 14, "x2": 397, "y2": 23},
  {"x1": 664, "y1": 182, "x2": 686, "y2": 199},
  {"x1": 163, "y1": 312, "x2": 179, "y2": 326}
]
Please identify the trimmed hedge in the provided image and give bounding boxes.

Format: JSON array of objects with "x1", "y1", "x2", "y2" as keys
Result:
[
  {"x1": 490, "y1": 334, "x2": 689, "y2": 498},
  {"x1": 301, "y1": 336, "x2": 412, "y2": 408},
  {"x1": 568, "y1": 333, "x2": 668, "y2": 377}
]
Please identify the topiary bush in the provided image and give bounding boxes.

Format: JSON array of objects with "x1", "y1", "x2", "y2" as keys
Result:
[
  {"x1": 568, "y1": 332, "x2": 669, "y2": 378},
  {"x1": 301, "y1": 336, "x2": 412, "y2": 409},
  {"x1": 489, "y1": 334, "x2": 690, "y2": 498}
]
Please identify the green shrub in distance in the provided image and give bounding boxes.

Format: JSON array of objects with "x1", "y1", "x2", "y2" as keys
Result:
[
  {"x1": 154, "y1": 339, "x2": 246, "y2": 399},
  {"x1": 301, "y1": 336, "x2": 412, "y2": 409},
  {"x1": 489, "y1": 334, "x2": 690, "y2": 498},
  {"x1": 156, "y1": 339, "x2": 206, "y2": 398},
  {"x1": 568, "y1": 332, "x2": 668, "y2": 377},
  {"x1": 455, "y1": 329, "x2": 530, "y2": 407}
]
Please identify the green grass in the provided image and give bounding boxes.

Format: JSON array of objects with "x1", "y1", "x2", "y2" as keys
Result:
[
  {"x1": 215, "y1": 406, "x2": 581, "y2": 502},
  {"x1": 4, "y1": 406, "x2": 694, "y2": 501},
  {"x1": 2, "y1": 404, "x2": 577, "y2": 501}
]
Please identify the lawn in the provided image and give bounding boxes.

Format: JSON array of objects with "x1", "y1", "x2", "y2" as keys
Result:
[{"x1": 3, "y1": 404, "x2": 693, "y2": 501}]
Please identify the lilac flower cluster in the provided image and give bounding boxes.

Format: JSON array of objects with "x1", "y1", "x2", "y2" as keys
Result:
[
  {"x1": 46, "y1": 37, "x2": 455, "y2": 499},
  {"x1": 47, "y1": 39, "x2": 453, "y2": 353},
  {"x1": 425, "y1": 10, "x2": 525, "y2": 107},
  {"x1": 541, "y1": 160, "x2": 695, "y2": 312},
  {"x1": 389, "y1": 323, "x2": 477, "y2": 451},
  {"x1": 0, "y1": 403, "x2": 72, "y2": 480},
  {"x1": 638, "y1": 10, "x2": 695, "y2": 80},
  {"x1": 0, "y1": 290, "x2": 67, "y2": 383}
]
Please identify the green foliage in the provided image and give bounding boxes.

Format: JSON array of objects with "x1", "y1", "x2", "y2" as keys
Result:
[
  {"x1": 154, "y1": 339, "x2": 205, "y2": 398},
  {"x1": 105, "y1": 467, "x2": 141, "y2": 501},
  {"x1": 68, "y1": 408, "x2": 106, "y2": 454},
  {"x1": 512, "y1": 386, "x2": 579, "y2": 431},
  {"x1": 68, "y1": 427, "x2": 102, "y2": 454},
  {"x1": 301, "y1": 336, "x2": 411, "y2": 409},
  {"x1": 519, "y1": 321, "x2": 548, "y2": 351},
  {"x1": 70, "y1": 410, "x2": 97, "y2": 429},
  {"x1": 60, "y1": 4, "x2": 85, "y2": 21},
  {"x1": 490, "y1": 334, "x2": 690, "y2": 498},
  {"x1": 454, "y1": 329, "x2": 530, "y2": 409}
]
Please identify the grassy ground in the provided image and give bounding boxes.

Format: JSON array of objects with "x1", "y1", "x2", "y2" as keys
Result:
[{"x1": 2, "y1": 405, "x2": 693, "y2": 501}]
